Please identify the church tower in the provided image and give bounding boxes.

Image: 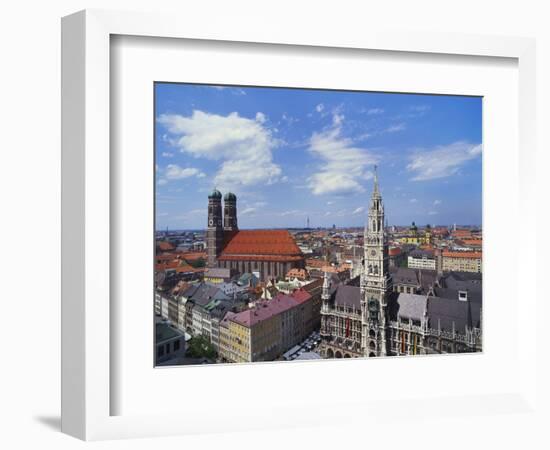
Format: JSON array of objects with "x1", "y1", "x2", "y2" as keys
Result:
[
  {"x1": 206, "y1": 189, "x2": 224, "y2": 268},
  {"x1": 223, "y1": 192, "x2": 238, "y2": 233},
  {"x1": 361, "y1": 166, "x2": 392, "y2": 357}
]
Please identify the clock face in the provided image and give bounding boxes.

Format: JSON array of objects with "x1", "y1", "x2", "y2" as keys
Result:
[
  {"x1": 370, "y1": 249, "x2": 377, "y2": 257},
  {"x1": 208, "y1": 219, "x2": 213, "y2": 226}
]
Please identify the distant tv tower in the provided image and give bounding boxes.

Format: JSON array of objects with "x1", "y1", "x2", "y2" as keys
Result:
[{"x1": 306, "y1": 216, "x2": 310, "y2": 229}]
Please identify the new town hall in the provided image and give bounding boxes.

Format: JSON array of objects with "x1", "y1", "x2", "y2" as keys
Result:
[{"x1": 319, "y1": 169, "x2": 483, "y2": 358}]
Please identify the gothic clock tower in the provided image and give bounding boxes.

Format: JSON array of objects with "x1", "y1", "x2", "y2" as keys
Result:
[{"x1": 361, "y1": 166, "x2": 392, "y2": 357}]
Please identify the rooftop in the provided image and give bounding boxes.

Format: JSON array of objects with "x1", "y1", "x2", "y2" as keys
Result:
[
  {"x1": 395, "y1": 293, "x2": 427, "y2": 322},
  {"x1": 442, "y1": 251, "x2": 482, "y2": 259},
  {"x1": 220, "y1": 230, "x2": 303, "y2": 258},
  {"x1": 230, "y1": 295, "x2": 298, "y2": 328},
  {"x1": 156, "y1": 322, "x2": 184, "y2": 343}
]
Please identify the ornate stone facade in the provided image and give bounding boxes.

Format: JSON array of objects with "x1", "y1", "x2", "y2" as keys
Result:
[{"x1": 320, "y1": 167, "x2": 482, "y2": 359}]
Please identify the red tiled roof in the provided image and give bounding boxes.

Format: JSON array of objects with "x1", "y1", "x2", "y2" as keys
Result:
[
  {"x1": 286, "y1": 268, "x2": 308, "y2": 279},
  {"x1": 156, "y1": 254, "x2": 175, "y2": 262},
  {"x1": 460, "y1": 239, "x2": 482, "y2": 246},
  {"x1": 220, "y1": 230, "x2": 303, "y2": 258},
  {"x1": 218, "y1": 254, "x2": 304, "y2": 262},
  {"x1": 442, "y1": 251, "x2": 482, "y2": 259},
  {"x1": 155, "y1": 261, "x2": 180, "y2": 271},
  {"x1": 290, "y1": 289, "x2": 312, "y2": 304},
  {"x1": 181, "y1": 252, "x2": 207, "y2": 261},
  {"x1": 451, "y1": 230, "x2": 472, "y2": 237},
  {"x1": 157, "y1": 241, "x2": 176, "y2": 251},
  {"x1": 389, "y1": 247, "x2": 401, "y2": 256},
  {"x1": 305, "y1": 259, "x2": 326, "y2": 268}
]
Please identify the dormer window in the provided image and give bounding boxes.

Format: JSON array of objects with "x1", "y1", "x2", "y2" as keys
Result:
[{"x1": 458, "y1": 290, "x2": 468, "y2": 302}]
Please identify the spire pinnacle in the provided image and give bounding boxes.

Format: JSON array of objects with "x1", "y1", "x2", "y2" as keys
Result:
[{"x1": 373, "y1": 165, "x2": 379, "y2": 194}]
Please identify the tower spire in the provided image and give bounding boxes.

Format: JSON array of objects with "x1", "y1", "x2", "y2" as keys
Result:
[{"x1": 373, "y1": 165, "x2": 379, "y2": 194}]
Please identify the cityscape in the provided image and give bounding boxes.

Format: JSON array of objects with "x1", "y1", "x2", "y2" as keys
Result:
[{"x1": 154, "y1": 84, "x2": 482, "y2": 366}]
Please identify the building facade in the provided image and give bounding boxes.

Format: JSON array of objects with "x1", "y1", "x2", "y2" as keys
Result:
[
  {"x1": 442, "y1": 251, "x2": 482, "y2": 273},
  {"x1": 408, "y1": 249, "x2": 436, "y2": 270}
]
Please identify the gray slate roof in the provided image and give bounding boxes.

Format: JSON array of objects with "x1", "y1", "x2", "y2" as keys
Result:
[
  {"x1": 434, "y1": 287, "x2": 482, "y2": 305},
  {"x1": 333, "y1": 284, "x2": 361, "y2": 309},
  {"x1": 440, "y1": 272, "x2": 482, "y2": 294},
  {"x1": 395, "y1": 293, "x2": 427, "y2": 322},
  {"x1": 181, "y1": 282, "x2": 228, "y2": 306},
  {"x1": 426, "y1": 296, "x2": 481, "y2": 332},
  {"x1": 390, "y1": 267, "x2": 418, "y2": 285},
  {"x1": 205, "y1": 267, "x2": 232, "y2": 279}
]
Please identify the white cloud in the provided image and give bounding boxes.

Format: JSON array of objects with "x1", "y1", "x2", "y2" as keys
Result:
[
  {"x1": 316, "y1": 103, "x2": 325, "y2": 113},
  {"x1": 367, "y1": 108, "x2": 384, "y2": 115},
  {"x1": 240, "y1": 207, "x2": 256, "y2": 215},
  {"x1": 326, "y1": 201, "x2": 334, "y2": 205},
  {"x1": 352, "y1": 206, "x2": 365, "y2": 215},
  {"x1": 280, "y1": 210, "x2": 304, "y2": 217},
  {"x1": 407, "y1": 142, "x2": 482, "y2": 181},
  {"x1": 428, "y1": 211, "x2": 439, "y2": 216},
  {"x1": 281, "y1": 113, "x2": 299, "y2": 125},
  {"x1": 255, "y1": 112, "x2": 266, "y2": 123},
  {"x1": 161, "y1": 152, "x2": 174, "y2": 158},
  {"x1": 165, "y1": 164, "x2": 205, "y2": 180},
  {"x1": 158, "y1": 110, "x2": 282, "y2": 189},
  {"x1": 410, "y1": 198, "x2": 418, "y2": 203},
  {"x1": 332, "y1": 113, "x2": 344, "y2": 126},
  {"x1": 356, "y1": 132, "x2": 372, "y2": 141},
  {"x1": 433, "y1": 199, "x2": 442, "y2": 206},
  {"x1": 385, "y1": 123, "x2": 406, "y2": 133},
  {"x1": 306, "y1": 115, "x2": 377, "y2": 196},
  {"x1": 212, "y1": 86, "x2": 246, "y2": 95},
  {"x1": 157, "y1": 179, "x2": 168, "y2": 186},
  {"x1": 410, "y1": 105, "x2": 430, "y2": 113}
]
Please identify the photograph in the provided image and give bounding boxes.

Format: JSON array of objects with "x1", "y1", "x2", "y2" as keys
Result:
[{"x1": 153, "y1": 83, "x2": 483, "y2": 366}]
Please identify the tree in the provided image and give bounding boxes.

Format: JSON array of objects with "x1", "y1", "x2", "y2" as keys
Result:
[
  {"x1": 186, "y1": 335, "x2": 216, "y2": 359},
  {"x1": 189, "y1": 257, "x2": 206, "y2": 268}
]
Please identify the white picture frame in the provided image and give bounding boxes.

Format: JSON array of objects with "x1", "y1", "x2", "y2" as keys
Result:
[{"x1": 61, "y1": 9, "x2": 538, "y2": 441}]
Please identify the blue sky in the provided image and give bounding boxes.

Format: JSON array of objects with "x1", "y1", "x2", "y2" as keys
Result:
[{"x1": 155, "y1": 83, "x2": 482, "y2": 230}]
